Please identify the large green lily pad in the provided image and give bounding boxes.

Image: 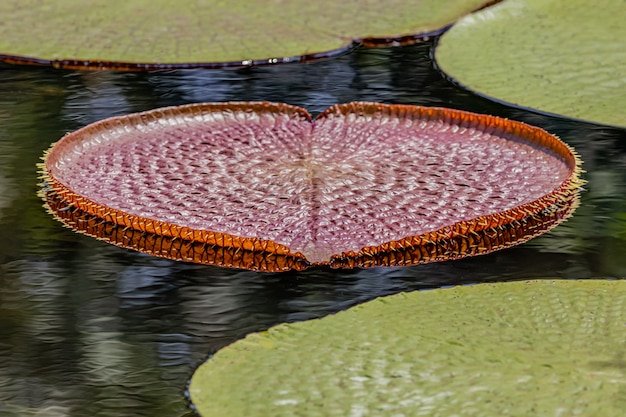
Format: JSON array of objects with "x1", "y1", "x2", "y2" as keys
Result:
[
  {"x1": 435, "y1": 0, "x2": 626, "y2": 127},
  {"x1": 189, "y1": 279, "x2": 626, "y2": 416},
  {"x1": 0, "y1": 0, "x2": 494, "y2": 70}
]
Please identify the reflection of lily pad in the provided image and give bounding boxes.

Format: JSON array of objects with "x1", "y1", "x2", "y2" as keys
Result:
[
  {"x1": 435, "y1": 0, "x2": 626, "y2": 127},
  {"x1": 41, "y1": 102, "x2": 583, "y2": 271},
  {"x1": 189, "y1": 279, "x2": 626, "y2": 417},
  {"x1": 0, "y1": 0, "x2": 494, "y2": 70}
]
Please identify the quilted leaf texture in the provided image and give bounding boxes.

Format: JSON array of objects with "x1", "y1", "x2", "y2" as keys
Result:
[
  {"x1": 41, "y1": 102, "x2": 583, "y2": 271},
  {"x1": 189, "y1": 279, "x2": 626, "y2": 416},
  {"x1": 435, "y1": 0, "x2": 626, "y2": 127}
]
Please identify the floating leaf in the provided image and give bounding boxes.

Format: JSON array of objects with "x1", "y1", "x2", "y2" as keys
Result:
[
  {"x1": 0, "y1": 0, "x2": 496, "y2": 70},
  {"x1": 435, "y1": 0, "x2": 626, "y2": 127},
  {"x1": 188, "y1": 279, "x2": 626, "y2": 417},
  {"x1": 40, "y1": 102, "x2": 583, "y2": 271}
]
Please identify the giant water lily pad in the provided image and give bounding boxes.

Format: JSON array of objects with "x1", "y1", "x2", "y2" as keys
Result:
[
  {"x1": 435, "y1": 0, "x2": 626, "y2": 127},
  {"x1": 40, "y1": 102, "x2": 583, "y2": 271},
  {"x1": 189, "y1": 279, "x2": 626, "y2": 416},
  {"x1": 0, "y1": 0, "x2": 495, "y2": 70}
]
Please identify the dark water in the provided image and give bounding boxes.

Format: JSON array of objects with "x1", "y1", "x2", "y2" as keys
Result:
[{"x1": 1, "y1": 40, "x2": 625, "y2": 416}]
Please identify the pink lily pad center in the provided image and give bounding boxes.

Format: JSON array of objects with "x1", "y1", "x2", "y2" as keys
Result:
[{"x1": 44, "y1": 102, "x2": 580, "y2": 268}]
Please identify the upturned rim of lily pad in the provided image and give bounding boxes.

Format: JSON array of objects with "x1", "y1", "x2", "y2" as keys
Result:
[
  {"x1": 0, "y1": 42, "x2": 360, "y2": 72},
  {"x1": 39, "y1": 101, "x2": 584, "y2": 272}
]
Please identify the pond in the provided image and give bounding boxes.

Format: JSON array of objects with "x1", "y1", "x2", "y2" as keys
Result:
[{"x1": 1, "y1": 39, "x2": 625, "y2": 416}]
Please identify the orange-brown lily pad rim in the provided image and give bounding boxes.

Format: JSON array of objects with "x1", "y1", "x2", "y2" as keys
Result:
[{"x1": 40, "y1": 102, "x2": 584, "y2": 271}]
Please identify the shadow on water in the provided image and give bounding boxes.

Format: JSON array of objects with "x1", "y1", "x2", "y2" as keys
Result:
[{"x1": 1, "y1": 39, "x2": 625, "y2": 416}]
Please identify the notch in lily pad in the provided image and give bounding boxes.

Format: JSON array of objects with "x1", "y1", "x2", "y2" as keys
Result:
[{"x1": 39, "y1": 101, "x2": 584, "y2": 272}]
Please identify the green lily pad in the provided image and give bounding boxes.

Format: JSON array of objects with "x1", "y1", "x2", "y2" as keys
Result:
[
  {"x1": 0, "y1": 0, "x2": 493, "y2": 70},
  {"x1": 189, "y1": 279, "x2": 626, "y2": 416},
  {"x1": 435, "y1": 0, "x2": 626, "y2": 127}
]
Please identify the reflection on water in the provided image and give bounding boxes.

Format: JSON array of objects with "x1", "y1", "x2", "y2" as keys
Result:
[{"x1": 1, "y1": 40, "x2": 625, "y2": 416}]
